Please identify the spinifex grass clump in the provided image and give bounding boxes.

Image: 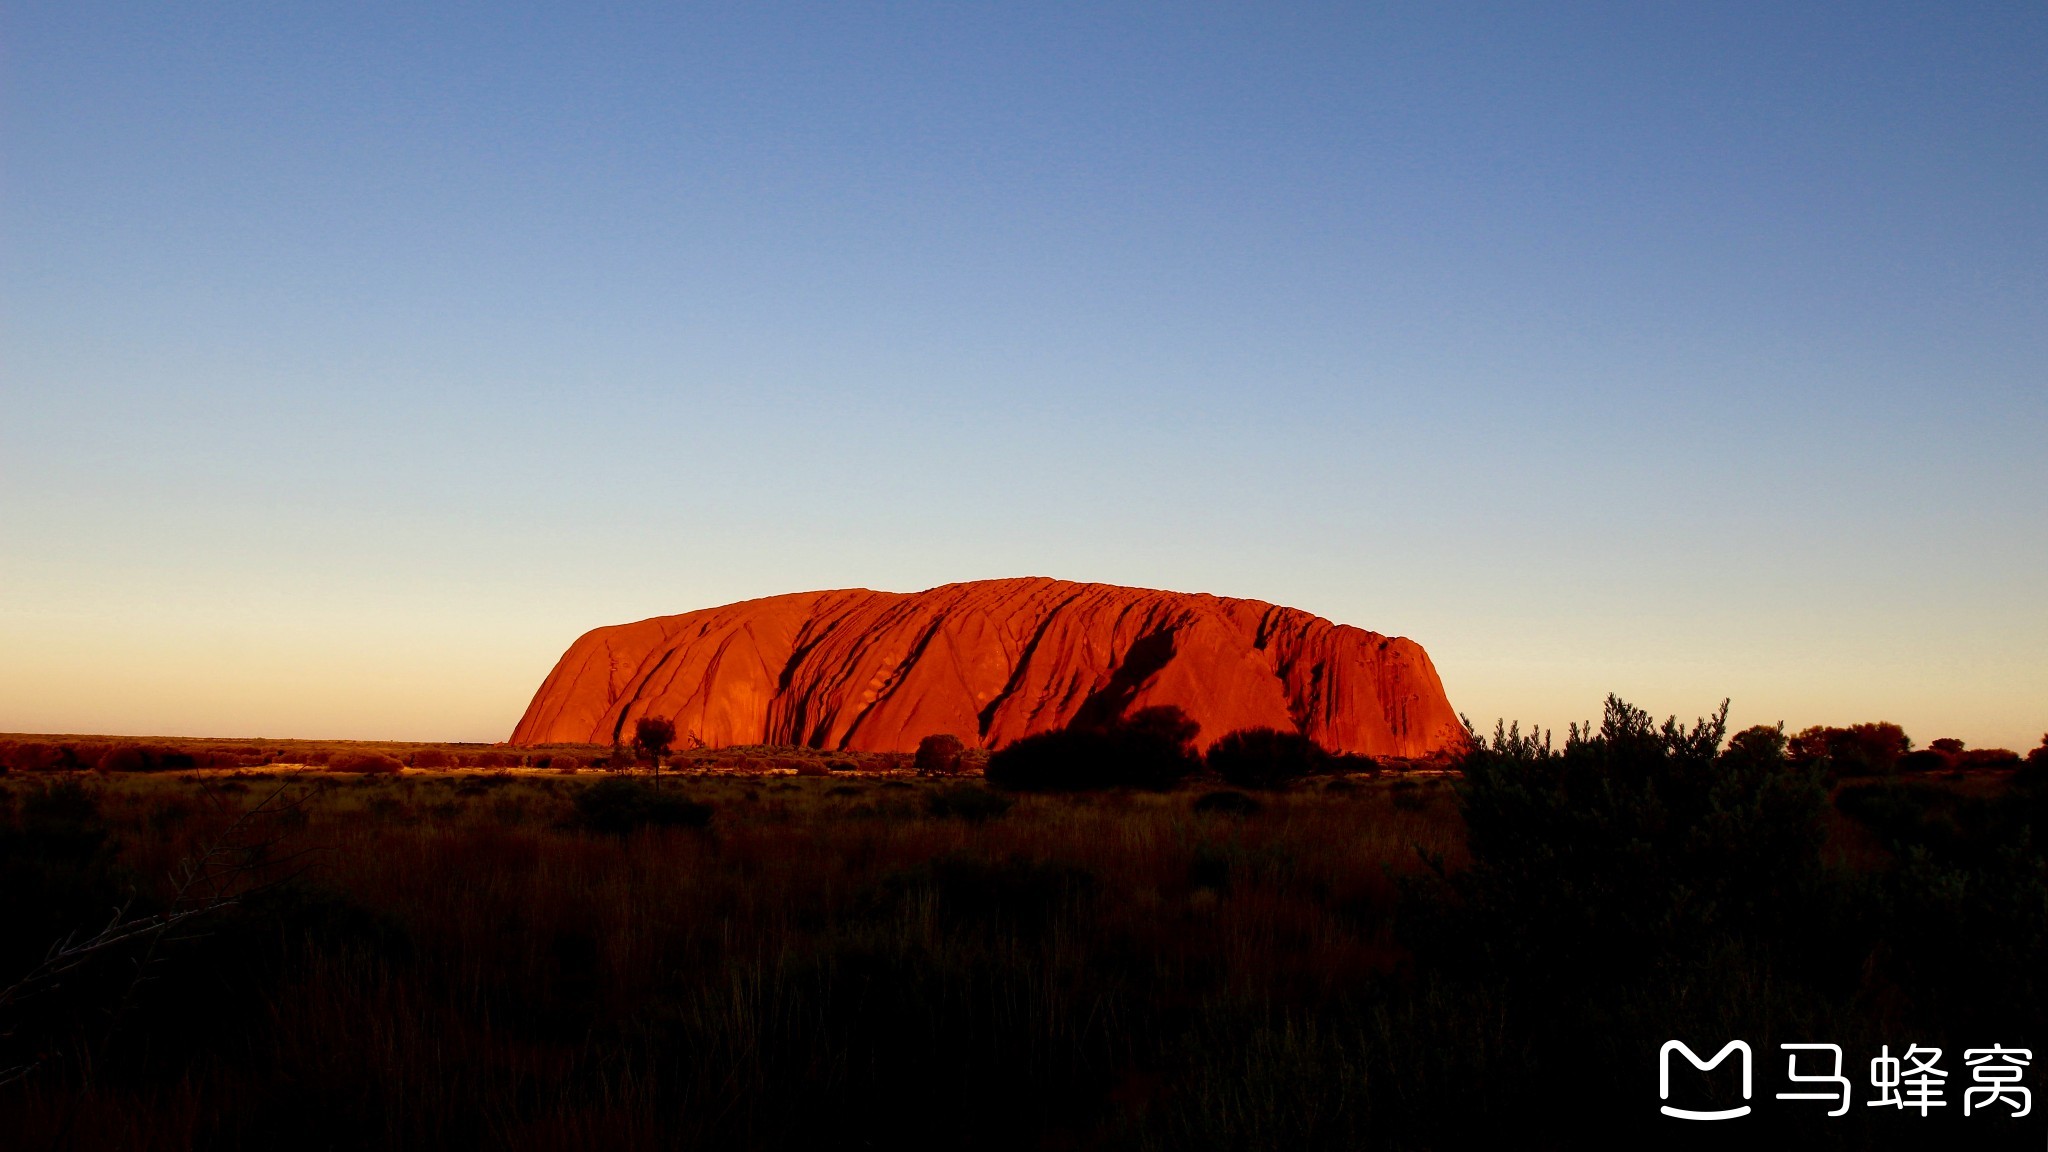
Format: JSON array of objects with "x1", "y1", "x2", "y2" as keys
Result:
[
  {"x1": 1191, "y1": 789, "x2": 1262, "y2": 816},
  {"x1": 922, "y1": 782, "x2": 1013, "y2": 822},
  {"x1": 326, "y1": 751, "x2": 404, "y2": 774},
  {"x1": 570, "y1": 776, "x2": 711, "y2": 835}
]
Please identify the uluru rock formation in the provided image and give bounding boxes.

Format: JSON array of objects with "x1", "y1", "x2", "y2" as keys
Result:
[{"x1": 511, "y1": 578, "x2": 1466, "y2": 758}]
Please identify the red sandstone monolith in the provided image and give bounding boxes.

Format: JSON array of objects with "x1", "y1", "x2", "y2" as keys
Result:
[{"x1": 510, "y1": 578, "x2": 1466, "y2": 757}]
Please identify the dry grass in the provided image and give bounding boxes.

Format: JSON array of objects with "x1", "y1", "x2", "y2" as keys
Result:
[
  {"x1": 1, "y1": 764, "x2": 2037, "y2": 1150},
  {"x1": 0, "y1": 769, "x2": 1468, "y2": 1150}
]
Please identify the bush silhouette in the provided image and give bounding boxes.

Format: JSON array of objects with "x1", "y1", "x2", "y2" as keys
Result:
[
  {"x1": 1205, "y1": 727, "x2": 1329, "y2": 790},
  {"x1": 1329, "y1": 752, "x2": 1380, "y2": 775},
  {"x1": 97, "y1": 744, "x2": 175, "y2": 773},
  {"x1": 985, "y1": 707, "x2": 1200, "y2": 792},
  {"x1": 1723, "y1": 723, "x2": 1786, "y2": 765},
  {"x1": 633, "y1": 717, "x2": 677, "y2": 764},
  {"x1": 1897, "y1": 749, "x2": 1950, "y2": 773},
  {"x1": 1445, "y1": 696, "x2": 1829, "y2": 983},
  {"x1": 2022, "y1": 735, "x2": 2048, "y2": 785},
  {"x1": 914, "y1": 734, "x2": 967, "y2": 776},
  {"x1": 1788, "y1": 721, "x2": 1910, "y2": 777},
  {"x1": 329, "y1": 752, "x2": 403, "y2": 775},
  {"x1": 985, "y1": 730, "x2": 1104, "y2": 792}
]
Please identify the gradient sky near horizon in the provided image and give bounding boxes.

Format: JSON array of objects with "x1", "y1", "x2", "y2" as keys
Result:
[{"x1": 4, "y1": 3, "x2": 2044, "y2": 748}]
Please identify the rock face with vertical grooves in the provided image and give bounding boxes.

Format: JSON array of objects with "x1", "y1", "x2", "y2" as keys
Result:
[{"x1": 509, "y1": 578, "x2": 1466, "y2": 757}]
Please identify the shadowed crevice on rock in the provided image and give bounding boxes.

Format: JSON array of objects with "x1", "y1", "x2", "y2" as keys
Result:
[
  {"x1": 1070, "y1": 628, "x2": 1178, "y2": 733},
  {"x1": 976, "y1": 585, "x2": 1093, "y2": 739}
]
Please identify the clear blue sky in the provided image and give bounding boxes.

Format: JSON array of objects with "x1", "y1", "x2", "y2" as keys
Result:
[{"x1": 4, "y1": 3, "x2": 2043, "y2": 747}]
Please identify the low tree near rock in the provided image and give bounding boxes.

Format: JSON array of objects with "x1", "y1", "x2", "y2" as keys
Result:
[
  {"x1": 914, "y1": 734, "x2": 966, "y2": 776},
  {"x1": 1205, "y1": 727, "x2": 1330, "y2": 790},
  {"x1": 633, "y1": 717, "x2": 676, "y2": 763},
  {"x1": 985, "y1": 706, "x2": 1201, "y2": 792},
  {"x1": 634, "y1": 716, "x2": 677, "y2": 787}
]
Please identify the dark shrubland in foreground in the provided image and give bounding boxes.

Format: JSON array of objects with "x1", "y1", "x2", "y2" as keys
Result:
[
  {"x1": 983, "y1": 706, "x2": 1202, "y2": 791},
  {"x1": 1, "y1": 700, "x2": 2043, "y2": 1149},
  {"x1": 1204, "y1": 726, "x2": 1333, "y2": 790}
]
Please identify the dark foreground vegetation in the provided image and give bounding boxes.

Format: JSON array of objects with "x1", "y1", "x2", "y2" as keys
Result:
[
  {"x1": 0, "y1": 734, "x2": 918, "y2": 775},
  {"x1": 0, "y1": 703, "x2": 2043, "y2": 1150}
]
